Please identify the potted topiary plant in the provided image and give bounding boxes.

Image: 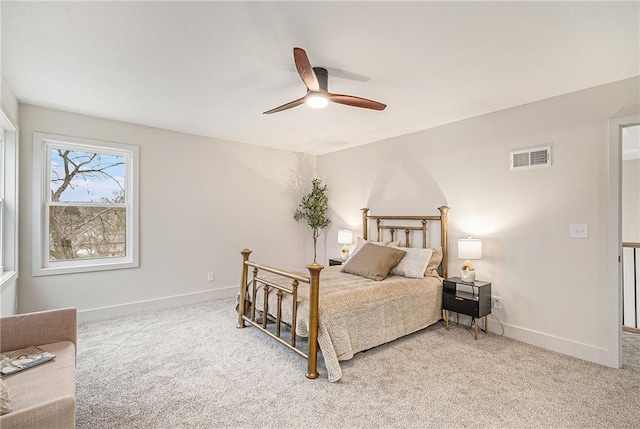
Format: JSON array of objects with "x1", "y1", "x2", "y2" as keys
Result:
[{"x1": 294, "y1": 178, "x2": 330, "y2": 263}]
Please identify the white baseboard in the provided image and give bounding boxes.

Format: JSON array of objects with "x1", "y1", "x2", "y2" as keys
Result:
[
  {"x1": 501, "y1": 322, "x2": 610, "y2": 367},
  {"x1": 78, "y1": 286, "x2": 237, "y2": 323},
  {"x1": 450, "y1": 313, "x2": 612, "y2": 367}
]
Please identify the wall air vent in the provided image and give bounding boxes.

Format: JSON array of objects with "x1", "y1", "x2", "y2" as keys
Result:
[{"x1": 510, "y1": 146, "x2": 551, "y2": 170}]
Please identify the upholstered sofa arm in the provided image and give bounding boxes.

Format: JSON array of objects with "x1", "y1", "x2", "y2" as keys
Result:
[
  {"x1": 0, "y1": 396, "x2": 76, "y2": 429},
  {"x1": 0, "y1": 308, "x2": 77, "y2": 353}
]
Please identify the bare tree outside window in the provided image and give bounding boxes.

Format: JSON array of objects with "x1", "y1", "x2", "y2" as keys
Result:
[{"x1": 48, "y1": 149, "x2": 126, "y2": 261}]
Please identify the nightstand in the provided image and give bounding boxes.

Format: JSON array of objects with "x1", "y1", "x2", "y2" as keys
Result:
[
  {"x1": 442, "y1": 277, "x2": 491, "y2": 340},
  {"x1": 329, "y1": 258, "x2": 343, "y2": 266}
]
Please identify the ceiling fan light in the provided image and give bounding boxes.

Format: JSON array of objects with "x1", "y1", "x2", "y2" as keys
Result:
[{"x1": 306, "y1": 93, "x2": 328, "y2": 109}]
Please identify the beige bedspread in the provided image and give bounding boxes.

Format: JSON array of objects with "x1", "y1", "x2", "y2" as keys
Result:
[{"x1": 254, "y1": 266, "x2": 443, "y2": 382}]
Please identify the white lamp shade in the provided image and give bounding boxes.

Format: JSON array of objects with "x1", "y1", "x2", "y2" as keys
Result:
[
  {"x1": 458, "y1": 238, "x2": 482, "y2": 260},
  {"x1": 338, "y1": 230, "x2": 353, "y2": 245}
]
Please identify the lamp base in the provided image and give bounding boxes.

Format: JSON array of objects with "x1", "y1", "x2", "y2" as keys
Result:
[
  {"x1": 461, "y1": 267, "x2": 476, "y2": 283},
  {"x1": 341, "y1": 245, "x2": 350, "y2": 261}
]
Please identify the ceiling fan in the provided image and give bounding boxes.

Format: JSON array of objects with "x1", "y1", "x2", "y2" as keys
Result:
[{"x1": 263, "y1": 47, "x2": 387, "y2": 114}]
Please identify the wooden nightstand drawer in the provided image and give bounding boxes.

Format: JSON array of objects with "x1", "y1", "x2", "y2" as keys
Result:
[
  {"x1": 443, "y1": 292, "x2": 480, "y2": 317},
  {"x1": 442, "y1": 277, "x2": 492, "y2": 340}
]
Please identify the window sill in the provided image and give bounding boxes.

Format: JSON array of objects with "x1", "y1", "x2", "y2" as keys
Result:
[
  {"x1": 33, "y1": 259, "x2": 138, "y2": 277},
  {"x1": 0, "y1": 270, "x2": 18, "y2": 289}
]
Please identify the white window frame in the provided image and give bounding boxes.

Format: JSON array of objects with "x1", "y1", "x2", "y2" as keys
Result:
[
  {"x1": 0, "y1": 110, "x2": 18, "y2": 287},
  {"x1": 32, "y1": 132, "x2": 139, "y2": 276},
  {"x1": 1, "y1": 128, "x2": 5, "y2": 274}
]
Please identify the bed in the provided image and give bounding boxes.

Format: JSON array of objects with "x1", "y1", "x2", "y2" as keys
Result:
[{"x1": 236, "y1": 206, "x2": 449, "y2": 382}]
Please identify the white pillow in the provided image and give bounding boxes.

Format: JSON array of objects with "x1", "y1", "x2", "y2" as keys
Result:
[{"x1": 390, "y1": 247, "x2": 433, "y2": 279}]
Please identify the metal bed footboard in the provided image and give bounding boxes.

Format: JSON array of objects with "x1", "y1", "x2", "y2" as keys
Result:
[{"x1": 236, "y1": 249, "x2": 323, "y2": 379}]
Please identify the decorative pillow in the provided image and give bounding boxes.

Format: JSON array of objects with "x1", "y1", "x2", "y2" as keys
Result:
[
  {"x1": 342, "y1": 243, "x2": 407, "y2": 281},
  {"x1": 0, "y1": 379, "x2": 12, "y2": 416},
  {"x1": 390, "y1": 247, "x2": 434, "y2": 279},
  {"x1": 346, "y1": 237, "x2": 400, "y2": 262},
  {"x1": 425, "y1": 247, "x2": 443, "y2": 277}
]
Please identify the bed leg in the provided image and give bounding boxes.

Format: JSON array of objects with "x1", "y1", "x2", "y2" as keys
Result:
[
  {"x1": 306, "y1": 262, "x2": 324, "y2": 379},
  {"x1": 237, "y1": 249, "x2": 252, "y2": 329}
]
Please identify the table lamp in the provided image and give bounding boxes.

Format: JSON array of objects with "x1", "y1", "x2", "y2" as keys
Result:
[
  {"x1": 338, "y1": 229, "x2": 353, "y2": 261},
  {"x1": 458, "y1": 237, "x2": 482, "y2": 283}
]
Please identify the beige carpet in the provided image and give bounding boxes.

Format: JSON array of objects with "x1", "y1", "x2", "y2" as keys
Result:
[
  {"x1": 77, "y1": 298, "x2": 640, "y2": 428},
  {"x1": 622, "y1": 330, "x2": 640, "y2": 372}
]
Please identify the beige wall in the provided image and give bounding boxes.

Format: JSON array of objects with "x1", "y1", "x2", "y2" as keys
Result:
[
  {"x1": 1, "y1": 74, "x2": 18, "y2": 125},
  {"x1": 10, "y1": 75, "x2": 640, "y2": 363},
  {"x1": 18, "y1": 104, "x2": 313, "y2": 318},
  {"x1": 317, "y1": 77, "x2": 639, "y2": 365}
]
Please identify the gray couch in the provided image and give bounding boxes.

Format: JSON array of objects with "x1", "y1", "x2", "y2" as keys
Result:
[{"x1": 0, "y1": 308, "x2": 77, "y2": 429}]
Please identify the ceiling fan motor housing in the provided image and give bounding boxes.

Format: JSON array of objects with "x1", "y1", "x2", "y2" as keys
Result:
[{"x1": 313, "y1": 67, "x2": 329, "y2": 92}]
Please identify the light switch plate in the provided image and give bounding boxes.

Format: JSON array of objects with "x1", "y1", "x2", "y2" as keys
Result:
[{"x1": 569, "y1": 224, "x2": 588, "y2": 238}]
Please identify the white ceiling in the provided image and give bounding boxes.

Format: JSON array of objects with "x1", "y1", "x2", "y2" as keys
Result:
[{"x1": 2, "y1": 1, "x2": 638, "y2": 155}]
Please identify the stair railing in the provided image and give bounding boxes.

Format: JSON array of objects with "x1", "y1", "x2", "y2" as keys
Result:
[{"x1": 622, "y1": 242, "x2": 640, "y2": 333}]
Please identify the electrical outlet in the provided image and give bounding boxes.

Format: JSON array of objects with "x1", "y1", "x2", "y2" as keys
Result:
[
  {"x1": 207, "y1": 272, "x2": 215, "y2": 282},
  {"x1": 492, "y1": 296, "x2": 503, "y2": 310}
]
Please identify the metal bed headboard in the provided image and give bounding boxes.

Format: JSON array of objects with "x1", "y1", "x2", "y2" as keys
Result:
[{"x1": 361, "y1": 206, "x2": 449, "y2": 278}]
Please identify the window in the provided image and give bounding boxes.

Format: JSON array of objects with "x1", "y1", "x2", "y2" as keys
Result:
[
  {"x1": 1, "y1": 128, "x2": 5, "y2": 274},
  {"x1": 0, "y1": 110, "x2": 18, "y2": 286},
  {"x1": 33, "y1": 133, "x2": 139, "y2": 276}
]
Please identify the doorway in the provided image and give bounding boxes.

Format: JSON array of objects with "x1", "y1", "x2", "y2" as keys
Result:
[
  {"x1": 622, "y1": 124, "x2": 640, "y2": 371},
  {"x1": 609, "y1": 114, "x2": 640, "y2": 370}
]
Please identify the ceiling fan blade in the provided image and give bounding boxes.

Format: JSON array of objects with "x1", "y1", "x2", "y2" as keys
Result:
[
  {"x1": 263, "y1": 95, "x2": 307, "y2": 114},
  {"x1": 329, "y1": 93, "x2": 387, "y2": 111},
  {"x1": 293, "y1": 47, "x2": 320, "y2": 92}
]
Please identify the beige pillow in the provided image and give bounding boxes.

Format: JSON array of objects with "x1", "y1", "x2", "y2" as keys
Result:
[
  {"x1": 346, "y1": 237, "x2": 399, "y2": 262},
  {"x1": 342, "y1": 243, "x2": 407, "y2": 281},
  {"x1": 425, "y1": 247, "x2": 443, "y2": 277},
  {"x1": 0, "y1": 379, "x2": 12, "y2": 416},
  {"x1": 390, "y1": 247, "x2": 434, "y2": 278}
]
